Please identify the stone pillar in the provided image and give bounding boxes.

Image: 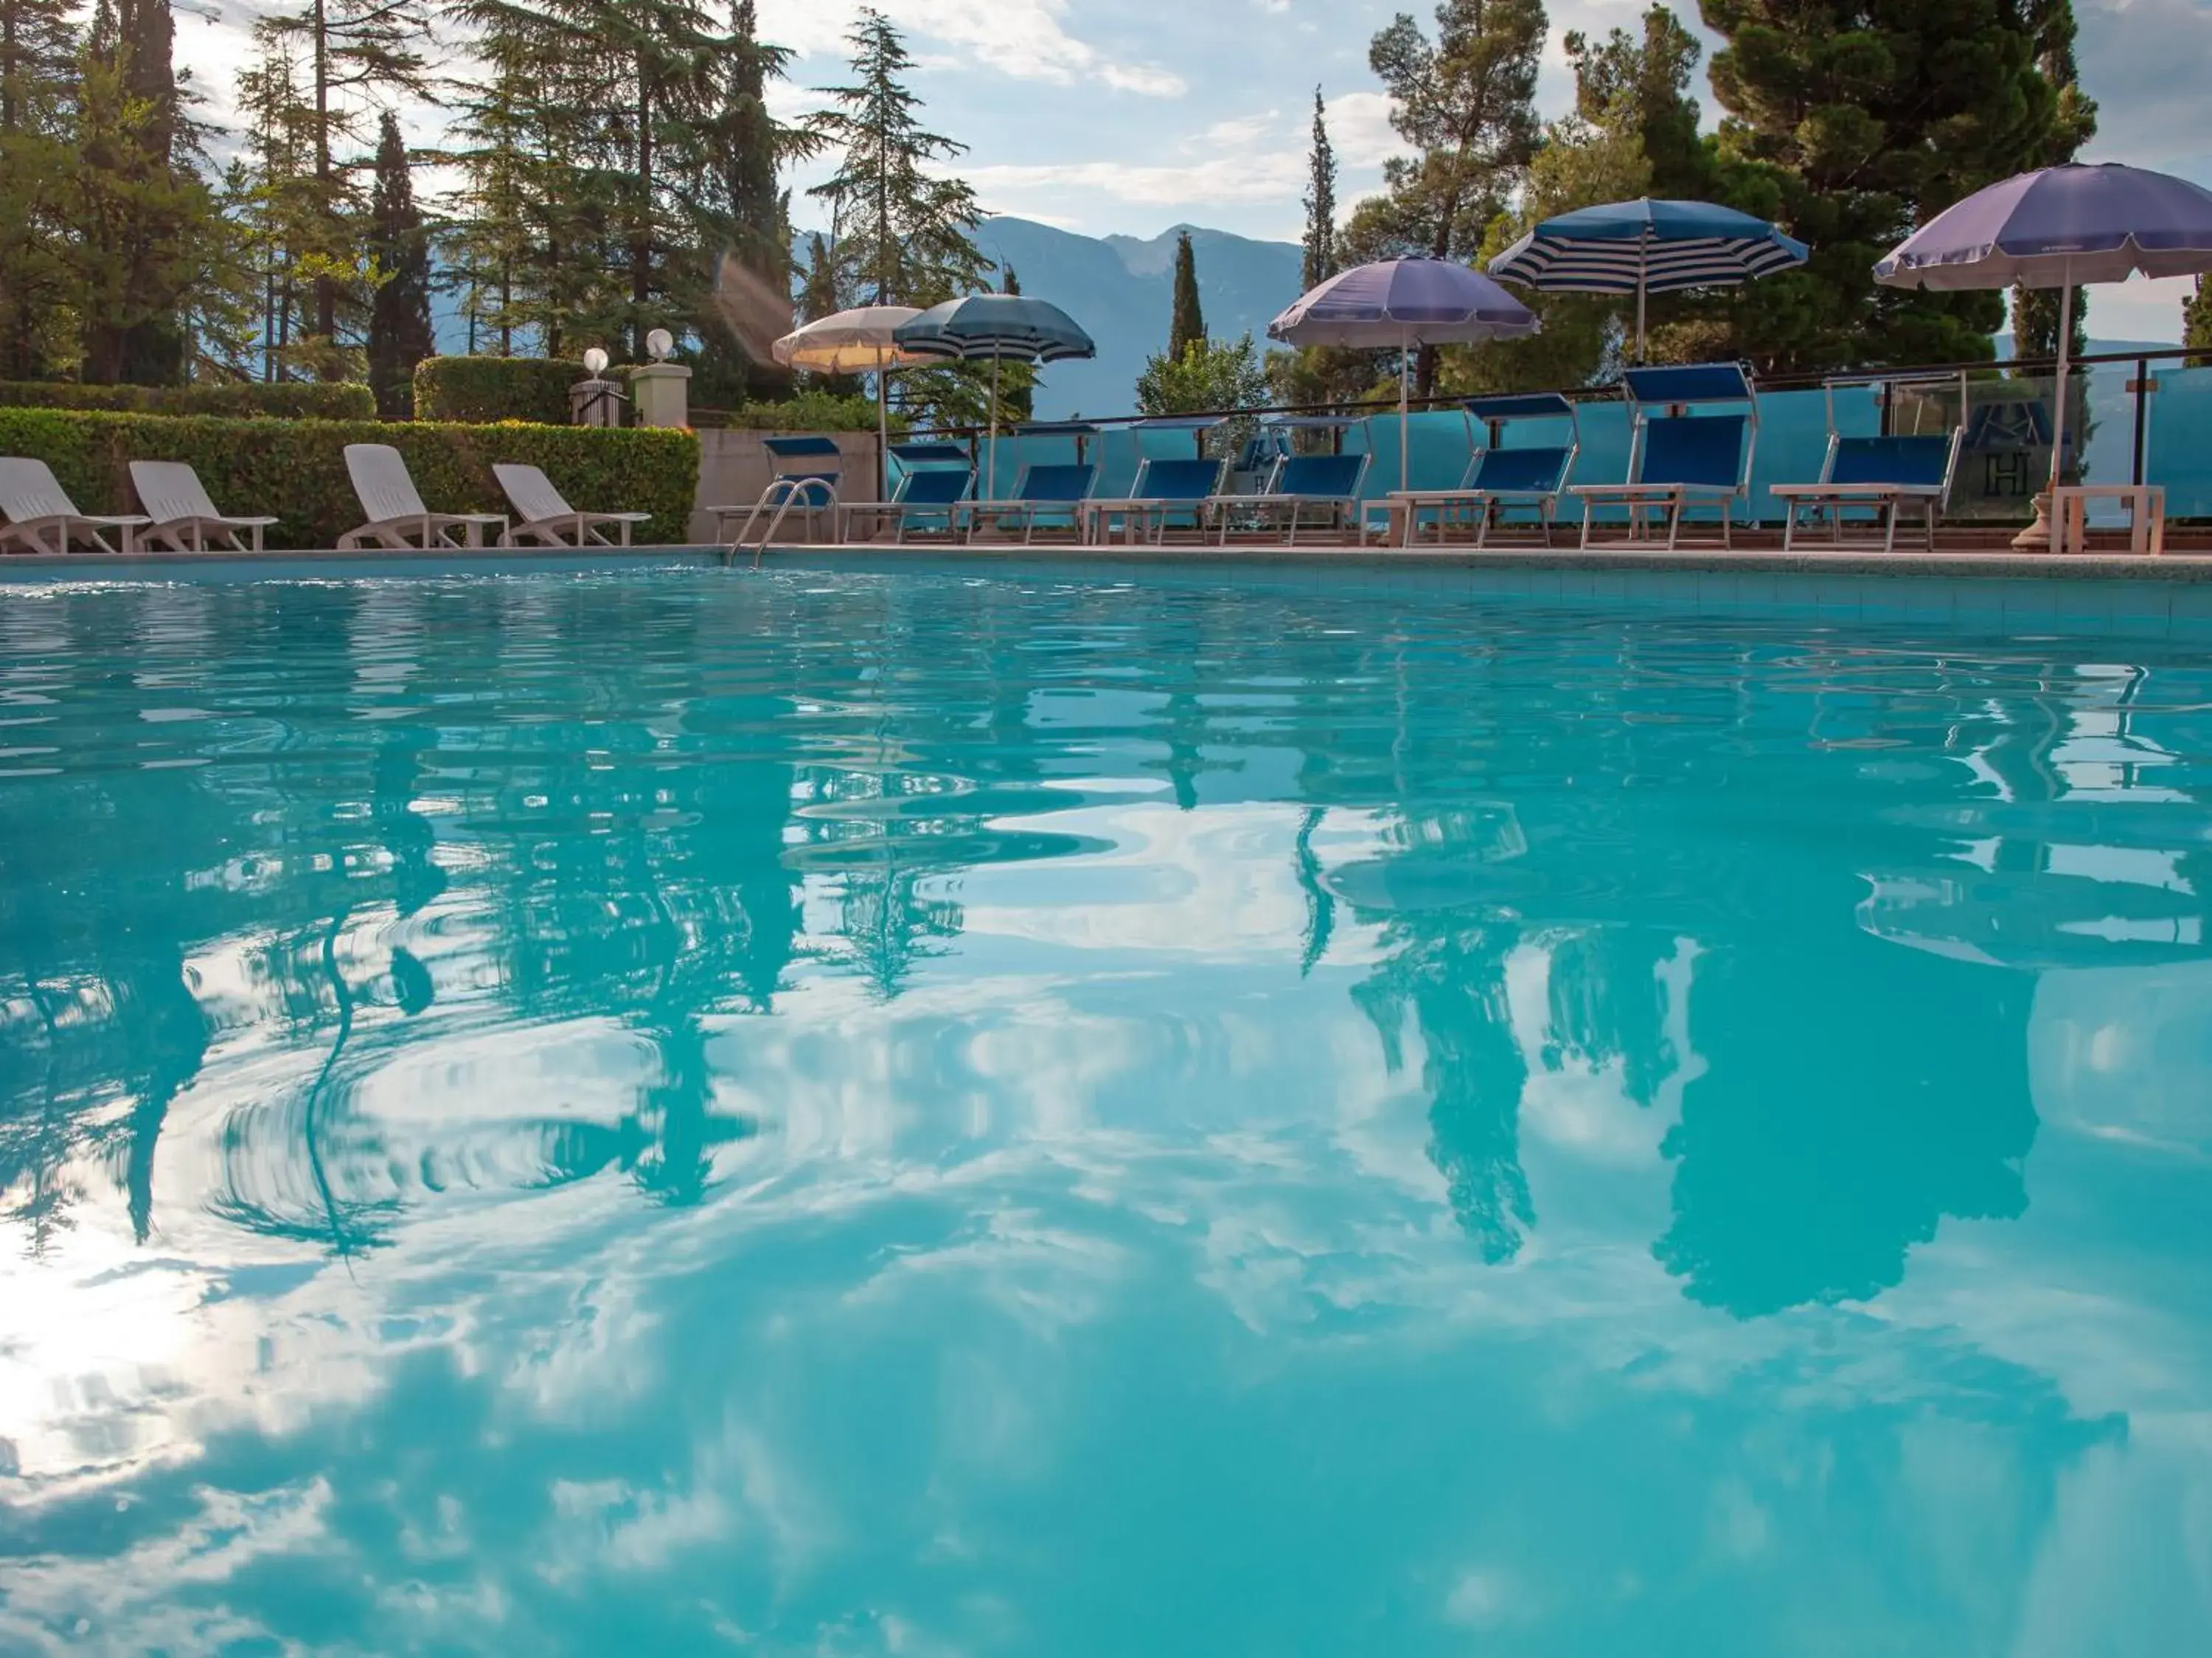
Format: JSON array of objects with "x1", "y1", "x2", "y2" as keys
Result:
[{"x1": 630, "y1": 363, "x2": 693, "y2": 429}]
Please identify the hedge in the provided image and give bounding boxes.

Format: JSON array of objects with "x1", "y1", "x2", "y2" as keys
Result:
[
  {"x1": 0, "y1": 379, "x2": 376, "y2": 420},
  {"x1": 712, "y1": 389, "x2": 890, "y2": 432},
  {"x1": 0, "y1": 409, "x2": 700, "y2": 548},
  {"x1": 413, "y1": 355, "x2": 588, "y2": 426}
]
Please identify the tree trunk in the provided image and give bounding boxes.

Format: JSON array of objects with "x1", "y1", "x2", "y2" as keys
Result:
[
  {"x1": 2, "y1": 5, "x2": 18, "y2": 135},
  {"x1": 630, "y1": 57, "x2": 653, "y2": 358},
  {"x1": 312, "y1": 0, "x2": 336, "y2": 368}
]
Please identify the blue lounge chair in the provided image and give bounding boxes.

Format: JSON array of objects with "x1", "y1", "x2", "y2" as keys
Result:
[
  {"x1": 1572, "y1": 363, "x2": 1756, "y2": 549},
  {"x1": 1384, "y1": 392, "x2": 1579, "y2": 547},
  {"x1": 956, "y1": 462, "x2": 1099, "y2": 544},
  {"x1": 716, "y1": 434, "x2": 844, "y2": 545},
  {"x1": 1209, "y1": 451, "x2": 1371, "y2": 545},
  {"x1": 1773, "y1": 429, "x2": 1962, "y2": 553},
  {"x1": 837, "y1": 442, "x2": 974, "y2": 544},
  {"x1": 1081, "y1": 455, "x2": 1227, "y2": 545}
]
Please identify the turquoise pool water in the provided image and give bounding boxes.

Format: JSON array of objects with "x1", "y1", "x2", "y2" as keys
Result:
[{"x1": 3, "y1": 565, "x2": 2210, "y2": 1654}]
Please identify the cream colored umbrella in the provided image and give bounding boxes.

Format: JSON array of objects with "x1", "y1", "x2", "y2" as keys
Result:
[{"x1": 773, "y1": 306, "x2": 927, "y2": 499}]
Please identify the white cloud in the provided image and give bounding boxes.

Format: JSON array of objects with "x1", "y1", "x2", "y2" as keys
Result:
[{"x1": 759, "y1": 0, "x2": 1185, "y2": 97}]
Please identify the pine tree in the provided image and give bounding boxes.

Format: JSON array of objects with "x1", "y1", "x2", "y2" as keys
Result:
[
  {"x1": 1169, "y1": 229, "x2": 1205, "y2": 361},
  {"x1": 235, "y1": 24, "x2": 319, "y2": 378},
  {"x1": 1301, "y1": 86, "x2": 1338, "y2": 292},
  {"x1": 366, "y1": 111, "x2": 432, "y2": 417},
  {"x1": 1564, "y1": 7, "x2": 1706, "y2": 199},
  {"x1": 0, "y1": 0, "x2": 78, "y2": 378},
  {"x1": 807, "y1": 8, "x2": 987, "y2": 307},
  {"x1": 1348, "y1": 0, "x2": 1547, "y2": 393},
  {"x1": 0, "y1": 0, "x2": 74, "y2": 136},
  {"x1": 1701, "y1": 0, "x2": 2091, "y2": 372},
  {"x1": 445, "y1": 1, "x2": 622, "y2": 358},
  {"x1": 265, "y1": 0, "x2": 437, "y2": 374}
]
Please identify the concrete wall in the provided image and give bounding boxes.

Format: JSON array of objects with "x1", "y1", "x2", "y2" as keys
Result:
[{"x1": 691, "y1": 429, "x2": 883, "y2": 544}]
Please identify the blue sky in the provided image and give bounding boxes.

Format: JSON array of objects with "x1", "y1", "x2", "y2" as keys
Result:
[{"x1": 177, "y1": 0, "x2": 2210, "y2": 340}]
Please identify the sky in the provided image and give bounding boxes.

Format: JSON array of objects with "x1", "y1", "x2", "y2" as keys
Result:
[{"x1": 173, "y1": 0, "x2": 2211, "y2": 342}]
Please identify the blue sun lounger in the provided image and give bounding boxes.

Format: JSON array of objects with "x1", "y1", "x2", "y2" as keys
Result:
[
  {"x1": 1384, "y1": 392, "x2": 1579, "y2": 547},
  {"x1": 1208, "y1": 451, "x2": 1371, "y2": 546},
  {"x1": 1081, "y1": 455, "x2": 1227, "y2": 544},
  {"x1": 716, "y1": 434, "x2": 845, "y2": 545},
  {"x1": 1772, "y1": 426, "x2": 1962, "y2": 553},
  {"x1": 836, "y1": 442, "x2": 974, "y2": 543},
  {"x1": 1573, "y1": 363, "x2": 1757, "y2": 549},
  {"x1": 957, "y1": 462, "x2": 1099, "y2": 544}
]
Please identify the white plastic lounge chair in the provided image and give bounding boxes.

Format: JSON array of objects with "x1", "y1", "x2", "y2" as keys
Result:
[
  {"x1": 0, "y1": 457, "x2": 149, "y2": 555},
  {"x1": 337, "y1": 443, "x2": 509, "y2": 550},
  {"x1": 495, "y1": 462, "x2": 653, "y2": 547},
  {"x1": 129, "y1": 460, "x2": 281, "y2": 552},
  {"x1": 1572, "y1": 363, "x2": 1758, "y2": 550}
]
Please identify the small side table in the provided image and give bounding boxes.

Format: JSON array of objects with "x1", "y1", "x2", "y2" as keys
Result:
[{"x1": 2051, "y1": 485, "x2": 2166, "y2": 555}]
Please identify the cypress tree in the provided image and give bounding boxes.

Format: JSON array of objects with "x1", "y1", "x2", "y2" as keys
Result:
[
  {"x1": 1301, "y1": 86, "x2": 1336, "y2": 291},
  {"x1": 365, "y1": 111, "x2": 432, "y2": 417},
  {"x1": 1169, "y1": 229, "x2": 1204, "y2": 361},
  {"x1": 76, "y1": 0, "x2": 210, "y2": 384},
  {"x1": 717, "y1": 0, "x2": 794, "y2": 282},
  {"x1": 799, "y1": 231, "x2": 840, "y2": 321},
  {"x1": 1701, "y1": 0, "x2": 2090, "y2": 372},
  {"x1": 2185, "y1": 280, "x2": 2212, "y2": 357}
]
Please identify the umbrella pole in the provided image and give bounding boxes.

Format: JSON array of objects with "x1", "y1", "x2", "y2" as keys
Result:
[
  {"x1": 1399, "y1": 330, "x2": 1411, "y2": 495},
  {"x1": 989, "y1": 354, "x2": 1001, "y2": 500},
  {"x1": 876, "y1": 365, "x2": 890, "y2": 504},
  {"x1": 1635, "y1": 267, "x2": 1648, "y2": 365},
  {"x1": 2049, "y1": 271, "x2": 2075, "y2": 496}
]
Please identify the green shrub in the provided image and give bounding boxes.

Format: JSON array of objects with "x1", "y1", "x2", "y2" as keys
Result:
[
  {"x1": 413, "y1": 355, "x2": 588, "y2": 426},
  {"x1": 0, "y1": 379, "x2": 377, "y2": 420},
  {"x1": 715, "y1": 389, "x2": 888, "y2": 432},
  {"x1": 0, "y1": 409, "x2": 700, "y2": 548}
]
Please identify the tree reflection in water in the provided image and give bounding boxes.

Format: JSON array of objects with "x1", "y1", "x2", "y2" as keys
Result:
[{"x1": 0, "y1": 575, "x2": 2202, "y2": 1324}]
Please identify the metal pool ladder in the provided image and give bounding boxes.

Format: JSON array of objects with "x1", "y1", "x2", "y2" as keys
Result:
[{"x1": 726, "y1": 477, "x2": 838, "y2": 568}]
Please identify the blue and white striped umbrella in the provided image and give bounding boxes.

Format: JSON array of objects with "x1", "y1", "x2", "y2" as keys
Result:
[
  {"x1": 891, "y1": 294, "x2": 1096, "y2": 364},
  {"x1": 1488, "y1": 198, "x2": 1807, "y2": 359},
  {"x1": 893, "y1": 295, "x2": 1096, "y2": 496}
]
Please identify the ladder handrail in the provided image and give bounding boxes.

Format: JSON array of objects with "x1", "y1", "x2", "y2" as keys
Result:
[{"x1": 726, "y1": 476, "x2": 838, "y2": 565}]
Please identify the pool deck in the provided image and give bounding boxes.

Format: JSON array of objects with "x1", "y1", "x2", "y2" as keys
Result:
[{"x1": 10, "y1": 537, "x2": 2212, "y2": 581}]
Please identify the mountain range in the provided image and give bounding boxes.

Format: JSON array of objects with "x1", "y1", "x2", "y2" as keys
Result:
[{"x1": 967, "y1": 219, "x2": 1306, "y2": 420}]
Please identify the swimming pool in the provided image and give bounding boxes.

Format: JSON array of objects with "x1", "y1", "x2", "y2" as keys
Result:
[{"x1": 3, "y1": 563, "x2": 2208, "y2": 1654}]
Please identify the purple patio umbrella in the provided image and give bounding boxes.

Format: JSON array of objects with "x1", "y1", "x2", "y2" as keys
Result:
[
  {"x1": 1876, "y1": 163, "x2": 2212, "y2": 504},
  {"x1": 1268, "y1": 257, "x2": 1539, "y2": 491}
]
